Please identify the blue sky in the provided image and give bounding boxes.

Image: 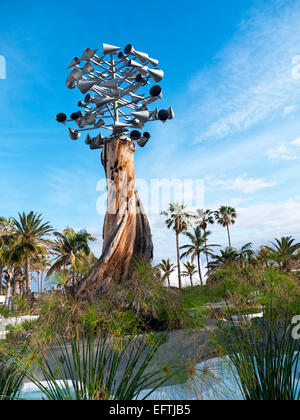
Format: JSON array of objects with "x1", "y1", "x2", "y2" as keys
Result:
[{"x1": 1, "y1": 0, "x2": 300, "y2": 274}]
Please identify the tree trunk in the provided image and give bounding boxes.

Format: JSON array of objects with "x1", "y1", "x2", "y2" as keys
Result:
[
  {"x1": 167, "y1": 276, "x2": 170, "y2": 288},
  {"x1": 76, "y1": 138, "x2": 153, "y2": 300},
  {"x1": 4, "y1": 269, "x2": 12, "y2": 306},
  {"x1": 25, "y1": 258, "x2": 31, "y2": 294},
  {"x1": 204, "y1": 228, "x2": 209, "y2": 268},
  {"x1": 197, "y1": 254, "x2": 203, "y2": 286},
  {"x1": 190, "y1": 275, "x2": 193, "y2": 287},
  {"x1": 226, "y1": 224, "x2": 232, "y2": 248},
  {"x1": 175, "y1": 232, "x2": 182, "y2": 289},
  {"x1": 37, "y1": 272, "x2": 40, "y2": 294}
]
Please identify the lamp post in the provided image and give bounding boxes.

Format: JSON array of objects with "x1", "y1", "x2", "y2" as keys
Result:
[{"x1": 56, "y1": 42, "x2": 174, "y2": 299}]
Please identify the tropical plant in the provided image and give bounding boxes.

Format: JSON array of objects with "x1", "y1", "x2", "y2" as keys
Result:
[
  {"x1": 48, "y1": 228, "x2": 96, "y2": 288},
  {"x1": 0, "y1": 231, "x2": 25, "y2": 305},
  {"x1": 238, "y1": 242, "x2": 255, "y2": 268},
  {"x1": 265, "y1": 236, "x2": 300, "y2": 271},
  {"x1": 0, "y1": 358, "x2": 26, "y2": 400},
  {"x1": 28, "y1": 332, "x2": 177, "y2": 400},
  {"x1": 0, "y1": 217, "x2": 12, "y2": 295},
  {"x1": 207, "y1": 247, "x2": 240, "y2": 274},
  {"x1": 1, "y1": 247, "x2": 15, "y2": 306},
  {"x1": 158, "y1": 259, "x2": 176, "y2": 287},
  {"x1": 214, "y1": 206, "x2": 237, "y2": 248},
  {"x1": 31, "y1": 253, "x2": 51, "y2": 294},
  {"x1": 161, "y1": 203, "x2": 194, "y2": 289},
  {"x1": 180, "y1": 227, "x2": 219, "y2": 286},
  {"x1": 182, "y1": 262, "x2": 197, "y2": 287},
  {"x1": 255, "y1": 246, "x2": 276, "y2": 268},
  {"x1": 11, "y1": 212, "x2": 53, "y2": 294},
  {"x1": 218, "y1": 312, "x2": 300, "y2": 400}
]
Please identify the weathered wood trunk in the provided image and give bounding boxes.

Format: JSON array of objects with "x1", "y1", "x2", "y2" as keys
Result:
[{"x1": 76, "y1": 138, "x2": 153, "y2": 300}]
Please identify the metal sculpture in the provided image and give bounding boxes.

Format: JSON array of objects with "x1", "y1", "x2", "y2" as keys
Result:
[{"x1": 56, "y1": 43, "x2": 174, "y2": 299}]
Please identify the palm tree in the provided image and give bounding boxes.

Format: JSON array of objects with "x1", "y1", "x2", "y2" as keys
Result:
[
  {"x1": 265, "y1": 236, "x2": 300, "y2": 271},
  {"x1": 214, "y1": 206, "x2": 237, "y2": 248},
  {"x1": 0, "y1": 237, "x2": 23, "y2": 305},
  {"x1": 207, "y1": 243, "x2": 256, "y2": 274},
  {"x1": 0, "y1": 217, "x2": 13, "y2": 295},
  {"x1": 180, "y1": 226, "x2": 219, "y2": 286},
  {"x1": 0, "y1": 217, "x2": 8, "y2": 295},
  {"x1": 182, "y1": 261, "x2": 197, "y2": 287},
  {"x1": 48, "y1": 228, "x2": 96, "y2": 288},
  {"x1": 11, "y1": 212, "x2": 53, "y2": 294},
  {"x1": 195, "y1": 209, "x2": 215, "y2": 266},
  {"x1": 161, "y1": 203, "x2": 194, "y2": 289},
  {"x1": 158, "y1": 259, "x2": 176, "y2": 287},
  {"x1": 31, "y1": 253, "x2": 51, "y2": 294},
  {"x1": 207, "y1": 247, "x2": 240, "y2": 274},
  {"x1": 238, "y1": 242, "x2": 255, "y2": 268},
  {"x1": 255, "y1": 246, "x2": 275, "y2": 269}
]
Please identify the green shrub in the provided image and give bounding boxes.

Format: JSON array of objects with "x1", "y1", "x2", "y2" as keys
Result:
[
  {"x1": 0, "y1": 304, "x2": 11, "y2": 319},
  {"x1": 207, "y1": 265, "x2": 260, "y2": 298},
  {"x1": 217, "y1": 313, "x2": 300, "y2": 400},
  {"x1": 261, "y1": 269, "x2": 300, "y2": 316},
  {"x1": 27, "y1": 332, "x2": 178, "y2": 400}
]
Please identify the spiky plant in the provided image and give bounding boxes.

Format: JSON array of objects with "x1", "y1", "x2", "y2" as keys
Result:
[
  {"x1": 27, "y1": 332, "x2": 177, "y2": 400},
  {"x1": 218, "y1": 309, "x2": 300, "y2": 400},
  {"x1": 0, "y1": 358, "x2": 26, "y2": 400}
]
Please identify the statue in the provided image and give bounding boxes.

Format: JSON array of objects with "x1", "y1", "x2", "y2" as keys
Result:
[{"x1": 56, "y1": 43, "x2": 174, "y2": 298}]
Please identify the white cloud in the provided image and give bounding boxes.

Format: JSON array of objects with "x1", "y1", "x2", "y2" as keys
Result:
[
  {"x1": 267, "y1": 145, "x2": 297, "y2": 160},
  {"x1": 235, "y1": 199, "x2": 300, "y2": 243},
  {"x1": 188, "y1": 1, "x2": 300, "y2": 143},
  {"x1": 207, "y1": 175, "x2": 276, "y2": 194},
  {"x1": 267, "y1": 136, "x2": 300, "y2": 160},
  {"x1": 291, "y1": 137, "x2": 300, "y2": 147},
  {"x1": 283, "y1": 105, "x2": 297, "y2": 116},
  {"x1": 227, "y1": 197, "x2": 254, "y2": 207}
]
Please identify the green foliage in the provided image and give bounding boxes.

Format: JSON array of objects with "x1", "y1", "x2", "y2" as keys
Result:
[
  {"x1": 217, "y1": 313, "x2": 300, "y2": 400},
  {"x1": 265, "y1": 236, "x2": 300, "y2": 270},
  {"x1": 5, "y1": 259, "x2": 210, "y2": 348},
  {"x1": 0, "y1": 362, "x2": 25, "y2": 400},
  {"x1": 27, "y1": 332, "x2": 177, "y2": 400},
  {"x1": 259, "y1": 269, "x2": 300, "y2": 316},
  {"x1": 128, "y1": 259, "x2": 180, "y2": 325},
  {"x1": 0, "y1": 304, "x2": 11, "y2": 319},
  {"x1": 0, "y1": 347, "x2": 27, "y2": 400},
  {"x1": 206, "y1": 265, "x2": 300, "y2": 317},
  {"x1": 158, "y1": 259, "x2": 176, "y2": 287},
  {"x1": 0, "y1": 296, "x2": 31, "y2": 318},
  {"x1": 11, "y1": 296, "x2": 31, "y2": 315},
  {"x1": 48, "y1": 228, "x2": 97, "y2": 287},
  {"x1": 207, "y1": 265, "x2": 260, "y2": 298},
  {"x1": 181, "y1": 285, "x2": 224, "y2": 309}
]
